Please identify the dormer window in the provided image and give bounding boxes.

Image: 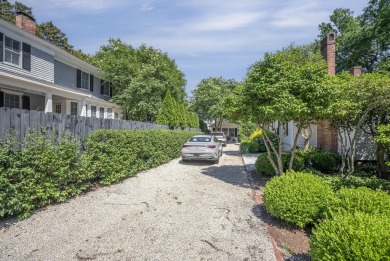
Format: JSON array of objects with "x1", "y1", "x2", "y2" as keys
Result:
[{"x1": 4, "y1": 36, "x2": 21, "y2": 66}]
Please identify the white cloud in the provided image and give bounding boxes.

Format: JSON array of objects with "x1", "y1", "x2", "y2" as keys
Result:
[
  {"x1": 22, "y1": 0, "x2": 132, "y2": 12},
  {"x1": 141, "y1": 1, "x2": 154, "y2": 11},
  {"x1": 184, "y1": 12, "x2": 264, "y2": 32}
]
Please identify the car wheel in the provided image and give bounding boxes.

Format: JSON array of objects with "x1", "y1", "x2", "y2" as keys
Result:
[
  {"x1": 214, "y1": 157, "x2": 219, "y2": 164},
  {"x1": 220, "y1": 149, "x2": 223, "y2": 156},
  {"x1": 182, "y1": 158, "x2": 188, "y2": 162}
]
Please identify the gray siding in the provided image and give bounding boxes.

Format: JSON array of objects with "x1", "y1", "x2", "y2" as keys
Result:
[
  {"x1": 0, "y1": 46, "x2": 54, "y2": 83},
  {"x1": 54, "y1": 60, "x2": 77, "y2": 88},
  {"x1": 92, "y1": 75, "x2": 110, "y2": 101},
  {"x1": 54, "y1": 60, "x2": 110, "y2": 101}
]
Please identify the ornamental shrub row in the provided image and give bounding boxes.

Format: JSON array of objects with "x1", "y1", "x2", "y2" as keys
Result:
[
  {"x1": 263, "y1": 171, "x2": 390, "y2": 260},
  {"x1": 255, "y1": 148, "x2": 340, "y2": 176},
  {"x1": 0, "y1": 129, "x2": 200, "y2": 219}
]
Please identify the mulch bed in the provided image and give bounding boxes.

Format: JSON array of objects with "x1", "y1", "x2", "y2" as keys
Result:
[{"x1": 249, "y1": 171, "x2": 311, "y2": 261}]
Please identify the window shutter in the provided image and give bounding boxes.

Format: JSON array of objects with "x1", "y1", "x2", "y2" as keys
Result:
[
  {"x1": 0, "y1": 33, "x2": 3, "y2": 62},
  {"x1": 100, "y1": 79, "x2": 104, "y2": 95},
  {"x1": 109, "y1": 82, "x2": 113, "y2": 97},
  {"x1": 0, "y1": 91, "x2": 4, "y2": 107},
  {"x1": 76, "y1": 69, "x2": 81, "y2": 88},
  {"x1": 22, "y1": 43, "x2": 31, "y2": 71},
  {"x1": 90, "y1": 74, "x2": 94, "y2": 92},
  {"x1": 22, "y1": 96, "x2": 30, "y2": 110}
]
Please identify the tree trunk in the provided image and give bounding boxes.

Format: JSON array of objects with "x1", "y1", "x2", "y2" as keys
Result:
[
  {"x1": 376, "y1": 142, "x2": 389, "y2": 179},
  {"x1": 301, "y1": 126, "x2": 312, "y2": 151},
  {"x1": 289, "y1": 125, "x2": 302, "y2": 171}
]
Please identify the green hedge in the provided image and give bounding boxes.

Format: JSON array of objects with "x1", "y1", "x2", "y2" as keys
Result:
[
  {"x1": 240, "y1": 140, "x2": 259, "y2": 153},
  {"x1": 310, "y1": 212, "x2": 390, "y2": 260},
  {"x1": 263, "y1": 171, "x2": 334, "y2": 228},
  {"x1": 325, "y1": 187, "x2": 390, "y2": 218},
  {"x1": 0, "y1": 129, "x2": 200, "y2": 219},
  {"x1": 255, "y1": 151, "x2": 307, "y2": 176},
  {"x1": 252, "y1": 130, "x2": 278, "y2": 152},
  {"x1": 0, "y1": 131, "x2": 90, "y2": 219},
  {"x1": 80, "y1": 129, "x2": 200, "y2": 185}
]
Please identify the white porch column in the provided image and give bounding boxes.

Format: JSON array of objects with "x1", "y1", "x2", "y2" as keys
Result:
[
  {"x1": 79, "y1": 100, "x2": 87, "y2": 117},
  {"x1": 44, "y1": 92, "x2": 53, "y2": 113}
]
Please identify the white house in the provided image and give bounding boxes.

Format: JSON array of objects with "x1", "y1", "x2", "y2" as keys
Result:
[{"x1": 0, "y1": 12, "x2": 122, "y2": 119}]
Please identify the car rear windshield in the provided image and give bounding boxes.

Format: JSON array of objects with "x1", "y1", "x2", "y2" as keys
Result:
[
  {"x1": 189, "y1": 137, "x2": 212, "y2": 142},
  {"x1": 212, "y1": 132, "x2": 224, "y2": 136}
]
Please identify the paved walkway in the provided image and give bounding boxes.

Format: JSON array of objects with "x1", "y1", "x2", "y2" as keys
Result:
[{"x1": 0, "y1": 145, "x2": 275, "y2": 261}]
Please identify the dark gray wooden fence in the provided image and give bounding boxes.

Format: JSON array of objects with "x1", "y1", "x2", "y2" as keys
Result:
[{"x1": 0, "y1": 108, "x2": 199, "y2": 142}]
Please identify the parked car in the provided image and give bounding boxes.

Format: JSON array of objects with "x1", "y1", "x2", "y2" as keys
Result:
[
  {"x1": 211, "y1": 132, "x2": 227, "y2": 147},
  {"x1": 182, "y1": 135, "x2": 223, "y2": 163}
]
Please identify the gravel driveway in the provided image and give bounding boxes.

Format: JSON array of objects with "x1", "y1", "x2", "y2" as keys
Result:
[{"x1": 0, "y1": 144, "x2": 275, "y2": 261}]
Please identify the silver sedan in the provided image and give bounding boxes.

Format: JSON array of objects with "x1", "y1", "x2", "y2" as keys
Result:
[{"x1": 182, "y1": 135, "x2": 223, "y2": 164}]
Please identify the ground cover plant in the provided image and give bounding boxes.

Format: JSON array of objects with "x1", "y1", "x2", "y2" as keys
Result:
[{"x1": 0, "y1": 129, "x2": 200, "y2": 219}]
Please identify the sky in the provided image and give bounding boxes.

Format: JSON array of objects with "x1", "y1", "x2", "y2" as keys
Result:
[{"x1": 18, "y1": 0, "x2": 368, "y2": 96}]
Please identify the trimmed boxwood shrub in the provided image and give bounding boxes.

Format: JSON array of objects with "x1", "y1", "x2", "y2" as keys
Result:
[
  {"x1": 310, "y1": 212, "x2": 390, "y2": 260},
  {"x1": 263, "y1": 171, "x2": 334, "y2": 228},
  {"x1": 308, "y1": 151, "x2": 340, "y2": 173},
  {"x1": 255, "y1": 153, "x2": 278, "y2": 176},
  {"x1": 325, "y1": 187, "x2": 390, "y2": 217},
  {"x1": 255, "y1": 151, "x2": 307, "y2": 176},
  {"x1": 240, "y1": 140, "x2": 260, "y2": 153}
]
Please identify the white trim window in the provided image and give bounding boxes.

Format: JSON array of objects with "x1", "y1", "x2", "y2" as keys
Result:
[
  {"x1": 70, "y1": 102, "x2": 78, "y2": 116},
  {"x1": 4, "y1": 36, "x2": 21, "y2": 66},
  {"x1": 81, "y1": 71, "x2": 89, "y2": 90},
  {"x1": 4, "y1": 92, "x2": 20, "y2": 109},
  {"x1": 101, "y1": 82, "x2": 110, "y2": 96},
  {"x1": 99, "y1": 107, "x2": 105, "y2": 118},
  {"x1": 91, "y1": 105, "x2": 97, "y2": 117}
]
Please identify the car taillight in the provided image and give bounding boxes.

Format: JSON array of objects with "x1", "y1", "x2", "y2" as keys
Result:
[
  {"x1": 182, "y1": 145, "x2": 190, "y2": 148},
  {"x1": 207, "y1": 145, "x2": 216, "y2": 148}
]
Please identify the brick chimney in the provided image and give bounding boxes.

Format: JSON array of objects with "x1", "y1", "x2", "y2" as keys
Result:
[
  {"x1": 321, "y1": 33, "x2": 336, "y2": 75},
  {"x1": 15, "y1": 12, "x2": 36, "y2": 36},
  {"x1": 349, "y1": 66, "x2": 362, "y2": 76},
  {"x1": 317, "y1": 32, "x2": 338, "y2": 153}
]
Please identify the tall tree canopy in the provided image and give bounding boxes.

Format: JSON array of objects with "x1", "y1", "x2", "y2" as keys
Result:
[
  {"x1": 227, "y1": 44, "x2": 331, "y2": 176},
  {"x1": 318, "y1": 0, "x2": 389, "y2": 72},
  {"x1": 93, "y1": 39, "x2": 186, "y2": 121},
  {"x1": 191, "y1": 77, "x2": 239, "y2": 129},
  {"x1": 327, "y1": 72, "x2": 390, "y2": 177}
]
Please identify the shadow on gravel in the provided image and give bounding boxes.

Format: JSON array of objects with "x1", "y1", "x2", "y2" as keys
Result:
[
  {"x1": 178, "y1": 160, "x2": 215, "y2": 166},
  {"x1": 201, "y1": 164, "x2": 254, "y2": 188}
]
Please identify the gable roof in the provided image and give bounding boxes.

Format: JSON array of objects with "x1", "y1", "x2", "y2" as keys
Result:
[{"x1": 0, "y1": 18, "x2": 101, "y2": 76}]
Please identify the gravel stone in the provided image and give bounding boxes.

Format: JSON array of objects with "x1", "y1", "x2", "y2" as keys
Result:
[{"x1": 0, "y1": 144, "x2": 276, "y2": 261}]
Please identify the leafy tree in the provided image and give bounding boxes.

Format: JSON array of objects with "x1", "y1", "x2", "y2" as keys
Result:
[
  {"x1": 318, "y1": 0, "x2": 389, "y2": 73},
  {"x1": 328, "y1": 72, "x2": 390, "y2": 177},
  {"x1": 93, "y1": 39, "x2": 186, "y2": 122},
  {"x1": 0, "y1": 0, "x2": 15, "y2": 23},
  {"x1": 156, "y1": 91, "x2": 179, "y2": 129},
  {"x1": 191, "y1": 77, "x2": 238, "y2": 129},
  {"x1": 14, "y1": 1, "x2": 32, "y2": 16},
  {"x1": 233, "y1": 44, "x2": 331, "y2": 175},
  {"x1": 37, "y1": 22, "x2": 73, "y2": 51}
]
